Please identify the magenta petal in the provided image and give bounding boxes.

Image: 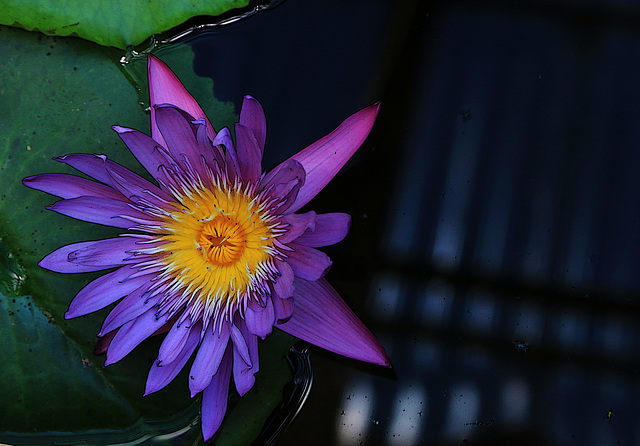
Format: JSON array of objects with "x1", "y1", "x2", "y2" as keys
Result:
[
  {"x1": 235, "y1": 123, "x2": 262, "y2": 184},
  {"x1": 146, "y1": 322, "x2": 201, "y2": 395},
  {"x1": 148, "y1": 55, "x2": 216, "y2": 145},
  {"x1": 232, "y1": 319, "x2": 259, "y2": 396},
  {"x1": 245, "y1": 298, "x2": 275, "y2": 339},
  {"x1": 201, "y1": 345, "x2": 232, "y2": 441},
  {"x1": 54, "y1": 154, "x2": 114, "y2": 185},
  {"x1": 296, "y1": 212, "x2": 351, "y2": 247},
  {"x1": 287, "y1": 243, "x2": 332, "y2": 281},
  {"x1": 277, "y1": 278, "x2": 390, "y2": 366},
  {"x1": 279, "y1": 211, "x2": 317, "y2": 244},
  {"x1": 189, "y1": 323, "x2": 230, "y2": 396},
  {"x1": 23, "y1": 174, "x2": 123, "y2": 200},
  {"x1": 287, "y1": 103, "x2": 379, "y2": 213},
  {"x1": 260, "y1": 159, "x2": 306, "y2": 214},
  {"x1": 273, "y1": 260, "x2": 294, "y2": 299},
  {"x1": 105, "y1": 308, "x2": 168, "y2": 365},
  {"x1": 46, "y1": 196, "x2": 153, "y2": 229},
  {"x1": 98, "y1": 285, "x2": 161, "y2": 336},
  {"x1": 65, "y1": 267, "x2": 152, "y2": 318},
  {"x1": 239, "y1": 95, "x2": 267, "y2": 151}
]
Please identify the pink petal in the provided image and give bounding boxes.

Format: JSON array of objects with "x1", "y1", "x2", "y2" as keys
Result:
[
  {"x1": 145, "y1": 322, "x2": 201, "y2": 395},
  {"x1": 287, "y1": 243, "x2": 332, "y2": 281},
  {"x1": 287, "y1": 103, "x2": 380, "y2": 213},
  {"x1": 245, "y1": 298, "x2": 275, "y2": 339},
  {"x1": 105, "y1": 307, "x2": 169, "y2": 365},
  {"x1": 277, "y1": 278, "x2": 390, "y2": 367},
  {"x1": 46, "y1": 196, "x2": 154, "y2": 229},
  {"x1": 65, "y1": 267, "x2": 153, "y2": 318},
  {"x1": 23, "y1": 174, "x2": 123, "y2": 200},
  {"x1": 148, "y1": 55, "x2": 216, "y2": 145},
  {"x1": 295, "y1": 212, "x2": 351, "y2": 247},
  {"x1": 235, "y1": 123, "x2": 262, "y2": 185},
  {"x1": 189, "y1": 323, "x2": 230, "y2": 396},
  {"x1": 201, "y1": 346, "x2": 232, "y2": 441},
  {"x1": 232, "y1": 318, "x2": 259, "y2": 396}
]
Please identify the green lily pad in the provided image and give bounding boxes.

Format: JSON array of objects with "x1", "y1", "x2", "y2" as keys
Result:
[
  {"x1": 0, "y1": 25, "x2": 294, "y2": 444},
  {"x1": 0, "y1": 0, "x2": 250, "y2": 49}
]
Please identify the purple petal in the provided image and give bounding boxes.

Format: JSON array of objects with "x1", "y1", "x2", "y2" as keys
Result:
[
  {"x1": 148, "y1": 55, "x2": 216, "y2": 146},
  {"x1": 239, "y1": 95, "x2": 266, "y2": 152},
  {"x1": 65, "y1": 267, "x2": 153, "y2": 318},
  {"x1": 46, "y1": 196, "x2": 154, "y2": 228},
  {"x1": 105, "y1": 307, "x2": 169, "y2": 365},
  {"x1": 260, "y1": 159, "x2": 305, "y2": 214},
  {"x1": 287, "y1": 103, "x2": 380, "y2": 213},
  {"x1": 287, "y1": 243, "x2": 332, "y2": 281},
  {"x1": 296, "y1": 213, "x2": 351, "y2": 247},
  {"x1": 39, "y1": 237, "x2": 135, "y2": 273},
  {"x1": 273, "y1": 295, "x2": 294, "y2": 323},
  {"x1": 112, "y1": 126, "x2": 169, "y2": 183},
  {"x1": 189, "y1": 323, "x2": 230, "y2": 396},
  {"x1": 273, "y1": 260, "x2": 294, "y2": 299},
  {"x1": 229, "y1": 323, "x2": 251, "y2": 366},
  {"x1": 154, "y1": 105, "x2": 205, "y2": 174},
  {"x1": 277, "y1": 278, "x2": 390, "y2": 366},
  {"x1": 279, "y1": 211, "x2": 317, "y2": 244},
  {"x1": 235, "y1": 123, "x2": 262, "y2": 184},
  {"x1": 23, "y1": 174, "x2": 123, "y2": 200},
  {"x1": 201, "y1": 345, "x2": 232, "y2": 441},
  {"x1": 98, "y1": 284, "x2": 161, "y2": 336},
  {"x1": 157, "y1": 318, "x2": 194, "y2": 365},
  {"x1": 145, "y1": 322, "x2": 202, "y2": 395},
  {"x1": 54, "y1": 154, "x2": 114, "y2": 185},
  {"x1": 105, "y1": 158, "x2": 173, "y2": 205},
  {"x1": 211, "y1": 127, "x2": 239, "y2": 174},
  {"x1": 245, "y1": 298, "x2": 275, "y2": 339},
  {"x1": 233, "y1": 318, "x2": 259, "y2": 396}
]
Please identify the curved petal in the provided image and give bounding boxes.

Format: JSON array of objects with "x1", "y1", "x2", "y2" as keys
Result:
[
  {"x1": 277, "y1": 278, "x2": 390, "y2": 367},
  {"x1": 105, "y1": 157, "x2": 173, "y2": 205},
  {"x1": 154, "y1": 105, "x2": 205, "y2": 175},
  {"x1": 245, "y1": 298, "x2": 275, "y2": 339},
  {"x1": 201, "y1": 345, "x2": 232, "y2": 441},
  {"x1": 23, "y1": 174, "x2": 123, "y2": 200},
  {"x1": 232, "y1": 318, "x2": 259, "y2": 396},
  {"x1": 145, "y1": 322, "x2": 202, "y2": 395},
  {"x1": 39, "y1": 237, "x2": 138, "y2": 273},
  {"x1": 54, "y1": 154, "x2": 114, "y2": 185},
  {"x1": 287, "y1": 103, "x2": 379, "y2": 213},
  {"x1": 279, "y1": 211, "x2": 317, "y2": 244},
  {"x1": 65, "y1": 267, "x2": 153, "y2": 318},
  {"x1": 239, "y1": 95, "x2": 266, "y2": 152},
  {"x1": 273, "y1": 295, "x2": 294, "y2": 324},
  {"x1": 189, "y1": 323, "x2": 230, "y2": 396},
  {"x1": 112, "y1": 126, "x2": 169, "y2": 184},
  {"x1": 156, "y1": 317, "x2": 194, "y2": 365},
  {"x1": 105, "y1": 307, "x2": 169, "y2": 365},
  {"x1": 273, "y1": 260, "x2": 294, "y2": 299},
  {"x1": 235, "y1": 123, "x2": 262, "y2": 184},
  {"x1": 46, "y1": 196, "x2": 154, "y2": 229},
  {"x1": 99, "y1": 284, "x2": 162, "y2": 336},
  {"x1": 260, "y1": 159, "x2": 306, "y2": 214},
  {"x1": 148, "y1": 55, "x2": 216, "y2": 146},
  {"x1": 287, "y1": 243, "x2": 332, "y2": 281},
  {"x1": 296, "y1": 212, "x2": 351, "y2": 247}
]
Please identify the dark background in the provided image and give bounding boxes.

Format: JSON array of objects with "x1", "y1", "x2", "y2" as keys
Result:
[{"x1": 191, "y1": 1, "x2": 640, "y2": 444}]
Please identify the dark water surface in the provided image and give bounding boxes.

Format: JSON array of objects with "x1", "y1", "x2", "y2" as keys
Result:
[{"x1": 190, "y1": 1, "x2": 640, "y2": 444}]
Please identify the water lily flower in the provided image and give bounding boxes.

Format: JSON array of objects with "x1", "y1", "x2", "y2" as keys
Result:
[{"x1": 23, "y1": 55, "x2": 389, "y2": 441}]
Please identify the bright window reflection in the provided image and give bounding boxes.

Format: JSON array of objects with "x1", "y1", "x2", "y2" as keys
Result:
[{"x1": 387, "y1": 383, "x2": 426, "y2": 445}]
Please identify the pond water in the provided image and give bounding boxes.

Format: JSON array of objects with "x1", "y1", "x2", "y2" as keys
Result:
[{"x1": 183, "y1": 1, "x2": 640, "y2": 445}]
